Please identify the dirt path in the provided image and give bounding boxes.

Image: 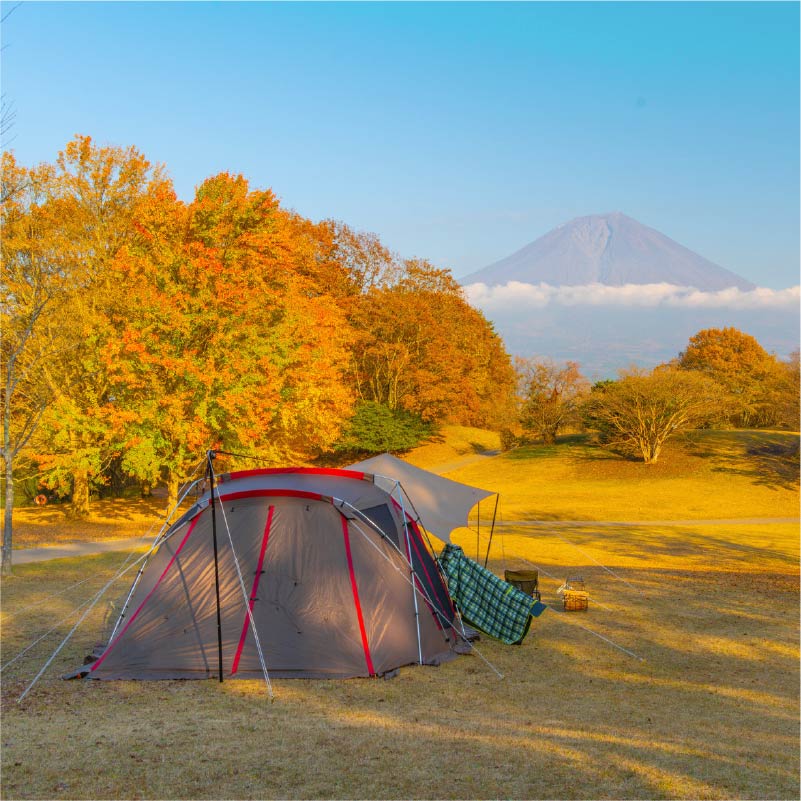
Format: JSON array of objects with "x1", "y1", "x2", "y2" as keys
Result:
[
  {"x1": 428, "y1": 450, "x2": 500, "y2": 475},
  {"x1": 495, "y1": 517, "x2": 800, "y2": 527},
  {"x1": 12, "y1": 537, "x2": 153, "y2": 565},
  {"x1": 11, "y1": 515, "x2": 798, "y2": 565}
]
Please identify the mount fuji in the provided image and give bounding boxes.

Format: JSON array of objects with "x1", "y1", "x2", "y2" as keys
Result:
[{"x1": 462, "y1": 212, "x2": 755, "y2": 291}]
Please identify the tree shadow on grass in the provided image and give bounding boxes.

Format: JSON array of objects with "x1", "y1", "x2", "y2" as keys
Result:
[
  {"x1": 685, "y1": 431, "x2": 800, "y2": 491},
  {"x1": 506, "y1": 435, "x2": 625, "y2": 464}
]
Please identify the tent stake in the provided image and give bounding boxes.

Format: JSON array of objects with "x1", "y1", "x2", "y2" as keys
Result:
[
  {"x1": 483, "y1": 495, "x2": 499, "y2": 568},
  {"x1": 207, "y1": 451, "x2": 224, "y2": 683}
]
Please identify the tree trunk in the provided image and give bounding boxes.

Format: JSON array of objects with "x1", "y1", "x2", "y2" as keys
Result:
[
  {"x1": 642, "y1": 441, "x2": 661, "y2": 464},
  {"x1": 2, "y1": 458, "x2": 14, "y2": 575},
  {"x1": 542, "y1": 427, "x2": 558, "y2": 445},
  {"x1": 71, "y1": 469, "x2": 91, "y2": 517},
  {"x1": 166, "y1": 473, "x2": 180, "y2": 512}
]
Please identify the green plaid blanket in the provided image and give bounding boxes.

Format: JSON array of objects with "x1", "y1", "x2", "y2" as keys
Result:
[{"x1": 438, "y1": 544, "x2": 546, "y2": 645}]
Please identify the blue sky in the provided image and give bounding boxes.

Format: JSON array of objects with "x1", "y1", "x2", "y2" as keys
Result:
[{"x1": 2, "y1": 1, "x2": 799, "y2": 287}]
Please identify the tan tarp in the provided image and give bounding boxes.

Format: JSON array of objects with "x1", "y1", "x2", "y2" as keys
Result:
[{"x1": 346, "y1": 453, "x2": 495, "y2": 544}]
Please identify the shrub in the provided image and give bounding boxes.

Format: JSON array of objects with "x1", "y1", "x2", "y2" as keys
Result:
[{"x1": 334, "y1": 401, "x2": 434, "y2": 454}]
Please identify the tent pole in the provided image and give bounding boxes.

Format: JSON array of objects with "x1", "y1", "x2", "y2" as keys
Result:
[
  {"x1": 207, "y1": 450, "x2": 224, "y2": 683},
  {"x1": 395, "y1": 484, "x2": 423, "y2": 665},
  {"x1": 483, "y1": 494, "x2": 499, "y2": 568},
  {"x1": 107, "y1": 477, "x2": 203, "y2": 645}
]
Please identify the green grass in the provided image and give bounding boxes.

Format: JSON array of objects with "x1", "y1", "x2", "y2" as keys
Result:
[{"x1": 1, "y1": 428, "x2": 798, "y2": 799}]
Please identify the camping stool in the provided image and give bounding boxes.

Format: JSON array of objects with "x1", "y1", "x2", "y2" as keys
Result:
[
  {"x1": 562, "y1": 575, "x2": 588, "y2": 611},
  {"x1": 504, "y1": 569, "x2": 541, "y2": 602}
]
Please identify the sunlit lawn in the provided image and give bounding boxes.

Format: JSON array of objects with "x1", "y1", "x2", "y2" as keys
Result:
[
  {"x1": 10, "y1": 496, "x2": 195, "y2": 549},
  {"x1": 404, "y1": 424, "x2": 502, "y2": 470},
  {"x1": 447, "y1": 429, "x2": 799, "y2": 523},
  {"x1": 1, "y1": 428, "x2": 798, "y2": 799}
]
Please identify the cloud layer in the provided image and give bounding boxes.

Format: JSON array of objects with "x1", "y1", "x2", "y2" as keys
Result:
[{"x1": 464, "y1": 282, "x2": 800, "y2": 311}]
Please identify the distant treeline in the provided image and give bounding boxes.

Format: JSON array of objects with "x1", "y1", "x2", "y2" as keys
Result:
[
  {"x1": 514, "y1": 327, "x2": 799, "y2": 464},
  {"x1": 1, "y1": 137, "x2": 516, "y2": 520}
]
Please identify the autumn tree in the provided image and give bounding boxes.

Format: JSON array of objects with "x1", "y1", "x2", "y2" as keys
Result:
[
  {"x1": 678, "y1": 327, "x2": 785, "y2": 428},
  {"x1": 584, "y1": 367, "x2": 724, "y2": 464},
  {"x1": 29, "y1": 136, "x2": 169, "y2": 515},
  {"x1": 322, "y1": 220, "x2": 400, "y2": 295},
  {"x1": 771, "y1": 349, "x2": 800, "y2": 430},
  {"x1": 348, "y1": 259, "x2": 515, "y2": 433},
  {"x1": 0, "y1": 153, "x2": 67, "y2": 573},
  {"x1": 516, "y1": 358, "x2": 589, "y2": 444},
  {"x1": 5, "y1": 137, "x2": 518, "y2": 523},
  {"x1": 107, "y1": 172, "x2": 356, "y2": 508}
]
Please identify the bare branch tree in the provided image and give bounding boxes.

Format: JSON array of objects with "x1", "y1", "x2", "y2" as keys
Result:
[{"x1": 584, "y1": 367, "x2": 726, "y2": 464}]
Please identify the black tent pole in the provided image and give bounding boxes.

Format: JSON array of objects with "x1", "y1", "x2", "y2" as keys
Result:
[
  {"x1": 207, "y1": 450, "x2": 224, "y2": 683},
  {"x1": 483, "y1": 494, "x2": 499, "y2": 568},
  {"x1": 476, "y1": 501, "x2": 480, "y2": 561}
]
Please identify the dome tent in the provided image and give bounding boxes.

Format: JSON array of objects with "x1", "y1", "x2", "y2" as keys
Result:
[{"x1": 73, "y1": 466, "x2": 462, "y2": 682}]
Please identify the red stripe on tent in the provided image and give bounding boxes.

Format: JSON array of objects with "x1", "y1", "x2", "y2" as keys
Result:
[
  {"x1": 231, "y1": 505, "x2": 274, "y2": 675},
  {"x1": 400, "y1": 516, "x2": 419, "y2": 590},
  {"x1": 219, "y1": 467, "x2": 367, "y2": 483},
  {"x1": 407, "y1": 524, "x2": 446, "y2": 633},
  {"x1": 341, "y1": 516, "x2": 375, "y2": 676},
  {"x1": 218, "y1": 489, "x2": 325, "y2": 504},
  {"x1": 91, "y1": 516, "x2": 200, "y2": 672},
  {"x1": 387, "y1": 497, "x2": 452, "y2": 630},
  {"x1": 410, "y1": 519, "x2": 459, "y2": 619}
]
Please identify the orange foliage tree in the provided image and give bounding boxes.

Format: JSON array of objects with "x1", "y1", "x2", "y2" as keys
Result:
[
  {"x1": 29, "y1": 136, "x2": 169, "y2": 516},
  {"x1": 107, "y1": 173, "x2": 355, "y2": 508},
  {"x1": 1, "y1": 153, "x2": 69, "y2": 572},
  {"x1": 349, "y1": 259, "x2": 515, "y2": 429},
  {"x1": 5, "y1": 136, "x2": 519, "y2": 533},
  {"x1": 585, "y1": 366, "x2": 724, "y2": 464},
  {"x1": 517, "y1": 358, "x2": 590, "y2": 444},
  {"x1": 678, "y1": 327, "x2": 788, "y2": 427}
]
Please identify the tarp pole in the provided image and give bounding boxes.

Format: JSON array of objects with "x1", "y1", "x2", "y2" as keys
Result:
[
  {"x1": 483, "y1": 494, "x2": 500, "y2": 568},
  {"x1": 476, "y1": 501, "x2": 480, "y2": 561},
  {"x1": 207, "y1": 450, "x2": 224, "y2": 683}
]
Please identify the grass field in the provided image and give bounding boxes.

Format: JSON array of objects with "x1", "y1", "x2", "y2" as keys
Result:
[{"x1": 1, "y1": 428, "x2": 798, "y2": 799}]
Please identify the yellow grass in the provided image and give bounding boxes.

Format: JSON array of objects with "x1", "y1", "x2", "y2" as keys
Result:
[
  {"x1": 404, "y1": 425, "x2": 501, "y2": 471},
  {"x1": 1, "y1": 428, "x2": 798, "y2": 799},
  {"x1": 10, "y1": 497, "x2": 194, "y2": 549},
  {"x1": 448, "y1": 430, "x2": 799, "y2": 522}
]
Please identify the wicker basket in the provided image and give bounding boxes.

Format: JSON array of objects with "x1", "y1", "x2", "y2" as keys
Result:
[{"x1": 563, "y1": 590, "x2": 589, "y2": 611}]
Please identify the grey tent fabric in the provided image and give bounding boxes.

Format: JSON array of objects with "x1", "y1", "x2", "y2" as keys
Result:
[
  {"x1": 76, "y1": 469, "x2": 459, "y2": 681},
  {"x1": 346, "y1": 453, "x2": 495, "y2": 544}
]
